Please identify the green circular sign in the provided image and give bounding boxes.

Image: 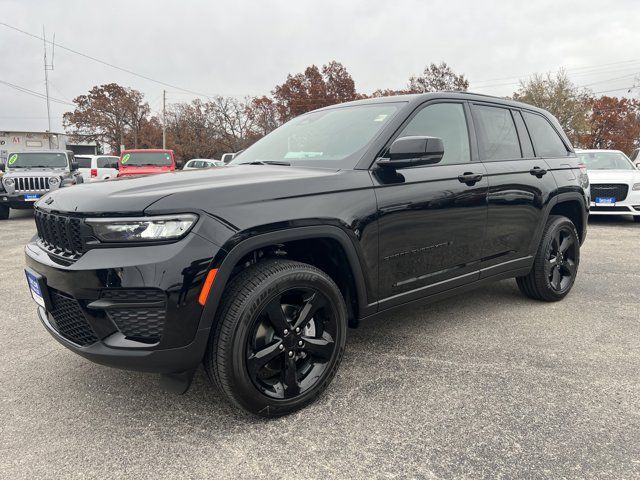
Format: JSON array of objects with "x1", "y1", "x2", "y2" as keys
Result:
[
  {"x1": 121, "y1": 153, "x2": 130, "y2": 164},
  {"x1": 8, "y1": 154, "x2": 18, "y2": 165}
]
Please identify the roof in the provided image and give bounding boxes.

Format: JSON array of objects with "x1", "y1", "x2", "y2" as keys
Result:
[
  {"x1": 321, "y1": 91, "x2": 550, "y2": 115},
  {"x1": 120, "y1": 149, "x2": 174, "y2": 153},
  {"x1": 7, "y1": 149, "x2": 71, "y2": 154}
]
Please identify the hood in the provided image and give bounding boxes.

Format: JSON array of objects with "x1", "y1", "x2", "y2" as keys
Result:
[
  {"x1": 118, "y1": 165, "x2": 174, "y2": 176},
  {"x1": 587, "y1": 169, "x2": 640, "y2": 184},
  {"x1": 5, "y1": 167, "x2": 68, "y2": 177},
  {"x1": 35, "y1": 164, "x2": 347, "y2": 215}
]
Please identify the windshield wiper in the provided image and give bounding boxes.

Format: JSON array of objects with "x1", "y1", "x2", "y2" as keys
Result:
[{"x1": 241, "y1": 160, "x2": 291, "y2": 166}]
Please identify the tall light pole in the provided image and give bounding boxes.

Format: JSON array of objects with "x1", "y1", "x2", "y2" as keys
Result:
[{"x1": 43, "y1": 26, "x2": 54, "y2": 149}]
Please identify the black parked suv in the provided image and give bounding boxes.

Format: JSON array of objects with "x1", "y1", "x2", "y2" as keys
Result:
[{"x1": 25, "y1": 93, "x2": 589, "y2": 416}]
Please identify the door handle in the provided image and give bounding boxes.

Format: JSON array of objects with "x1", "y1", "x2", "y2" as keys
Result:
[
  {"x1": 530, "y1": 166, "x2": 548, "y2": 177},
  {"x1": 458, "y1": 172, "x2": 483, "y2": 186}
]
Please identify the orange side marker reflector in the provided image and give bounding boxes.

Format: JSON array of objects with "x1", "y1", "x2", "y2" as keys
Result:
[{"x1": 198, "y1": 269, "x2": 218, "y2": 306}]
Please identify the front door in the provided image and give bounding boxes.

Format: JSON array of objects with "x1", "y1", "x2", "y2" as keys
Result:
[{"x1": 372, "y1": 101, "x2": 488, "y2": 309}]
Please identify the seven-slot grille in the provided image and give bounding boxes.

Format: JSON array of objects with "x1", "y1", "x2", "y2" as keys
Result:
[
  {"x1": 34, "y1": 209, "x2": 84, "y2": 258},
  {"x1": 590, "y1": 184, "x2": 629, "y2": 202},
  {"x1": 13, "y1": 176, "x2": 51, "y2": 192}
]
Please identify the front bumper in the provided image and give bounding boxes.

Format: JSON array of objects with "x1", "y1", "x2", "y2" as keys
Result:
[
  {"x1": 25, "y1": 231, "x2": 222, "y2": 373},
  {"x1": 589, "y1": 199, "x2": 640, "y2": 216},
  {"x1": 0, "y1": 192, "x2": 42, "y2": 209}
]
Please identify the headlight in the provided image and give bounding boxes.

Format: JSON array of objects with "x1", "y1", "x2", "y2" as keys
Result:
[
  {"x1": 86, "y1": 214, "x2": 198, "y2": 242},
  {"x1": 3, "y1": 177, "x2": 14, "y2": 187},
  {"x1": 48, "y1": 176, "x2": 60, "y2": 187},
  {"x1": 633, "y1": 183, "x2": 640, "y2": 191}
]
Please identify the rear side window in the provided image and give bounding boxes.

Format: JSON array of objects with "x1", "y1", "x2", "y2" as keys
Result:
[
  {"x1": 522, "y1": 112, "x2": 569, "y2": 157},
  {"x1": 512, "y1": 111, "x2": 535, "y2": 158},
  {"x1": 76, "y1": 157, "x2": 92, "y2": 169},
  {"x1": 97, "y1": 157, "x2": 117, "y2": 168},
  {"x1": 398, "y1": 102, "x2": 470, "y2": 165},
  {"x1": 472, "y1": 105, "x2": 521, "y2": 161}
]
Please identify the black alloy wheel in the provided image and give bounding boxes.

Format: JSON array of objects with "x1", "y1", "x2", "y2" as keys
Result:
[
  {"x1": 546, "y1": 226, "x2": 578, "y2": 292},
  {"x1": 516, "y1": 215, "x2": 580, "y2": 302},
  {"x1": 205, "y1": 259, "x2": 347, "y2": 417},
  {"x1": 246, "y1": 288, "x2": 337, "y2": 399}
]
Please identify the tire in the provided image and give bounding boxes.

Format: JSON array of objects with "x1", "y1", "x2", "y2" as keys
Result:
[
  {"x1": 516, "y1": 215, "x2": 580, "y2": 302},
  {"x1": 0, "y1": 205, "x2": 9, "y2": 220},
  {"x1": 204, "y1": 259, "x2": 347, "y2": 417}
]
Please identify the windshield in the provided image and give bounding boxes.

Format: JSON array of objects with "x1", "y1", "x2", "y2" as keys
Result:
[
  {"x1": 577, "y1": 151, "x2": 635, "y2": 170},
  {"x1": 121, "y1": 152, "x2": 173, "y2": 166},
  {"x1": 231, "y1": 103, "x2": 402, "y2": 168},
  {"x1": 7, "y1": 152, "x2": 68, "y2": 168}
]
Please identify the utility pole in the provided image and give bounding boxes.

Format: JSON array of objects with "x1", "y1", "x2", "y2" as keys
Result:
[
  {"x1": 42, "y1": 26, "x2": 55, "y2": 149},
  {"x1": 162, "y1": 89, "x2": 166, "y2": 149}
]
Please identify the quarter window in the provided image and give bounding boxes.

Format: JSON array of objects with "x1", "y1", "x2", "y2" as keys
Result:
[
  {"x1": 398, "y1": 103, "x2": 470, "y2": 165},
  {"x1": 473, "y1": 105, "x2": 521, "y2": 161},
  {"x1": 522, "y1": 112, "x2": 569, "y2": 157}
]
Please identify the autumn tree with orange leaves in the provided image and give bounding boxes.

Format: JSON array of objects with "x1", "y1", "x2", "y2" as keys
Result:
[{"x1": 578, "y1": 96, "x2": 640, "y2": 154}]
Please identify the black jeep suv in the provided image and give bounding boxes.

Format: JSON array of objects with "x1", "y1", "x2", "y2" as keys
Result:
[{"x1": 25, "y1": 93, "x2": 589, "y2": 416}]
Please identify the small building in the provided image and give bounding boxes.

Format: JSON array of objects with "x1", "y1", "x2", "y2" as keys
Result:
[{"x1": 0, "y1": 130, "x2": 98, "y2": 163}]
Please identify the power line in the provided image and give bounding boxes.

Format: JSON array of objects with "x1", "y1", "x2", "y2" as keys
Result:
[
  {"x1": 0, "y1": 79, "x2": 74, "y2": 106},
  {"x1": 0, "y1": 22, "x2": 219, "y2": 99}
]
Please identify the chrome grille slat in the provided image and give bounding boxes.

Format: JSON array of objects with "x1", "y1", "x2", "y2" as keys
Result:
[{"x1": 13, "y1": 176, "x2": 51, "y2": 193}]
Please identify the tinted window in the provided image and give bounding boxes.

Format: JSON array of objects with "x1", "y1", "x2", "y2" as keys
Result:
[
  {"x1": 76, "y1": 156, "x2": 92, "y2": 168},
  {"x1": 513, "y1": 111, "x2": 535, "y2": 158},
  {"x1": 97, "y1": 157, "x2": 118, "y2": 168},
  {"x1": 473, "y1": 105, "x2": 521, "y2": 161},
  {"x1": 523, "y1": 112, "x2": 569, "y2": 157},
  {"x1": 398, "y1": 102, "x2": 470, "y2": 165}
]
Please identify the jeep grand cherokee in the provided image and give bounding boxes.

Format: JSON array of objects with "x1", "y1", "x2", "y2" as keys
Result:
[{"x1": 25, "y1": 93, "x2": 589, "y2": 416}]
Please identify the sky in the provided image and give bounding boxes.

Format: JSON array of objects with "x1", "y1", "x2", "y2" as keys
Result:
[{"x1": 1, "y1": 0, "x2": 639, "y2": 133}]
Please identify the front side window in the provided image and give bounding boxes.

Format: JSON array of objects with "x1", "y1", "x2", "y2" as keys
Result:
[
  {"x1": 577, "y1": 151, "x2": 635, "y2": 170},
  {"x1": 397, "y1": 102, "x2": 470, "y2": 165},
  {"x1": 473, "y1": 105, "x2": 521, "y2": 161},
  {"x1": 232, "y1": 103, "x2": 402, "y2": 168},
  {"x1": 523, "y1": 112, "x2": 569, "y2": 157},
  {"x1": 7, "y1": 152, "x2": 68, "y2": 168}
]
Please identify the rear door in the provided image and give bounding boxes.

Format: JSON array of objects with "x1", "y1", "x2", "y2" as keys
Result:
[
  {"x1": 373, "y1": 100, "x2": 488, "y2": 309},
  {"x1": 96, "y1": 156, "x2": 119, "y2": 180},
  {"x1": 471, "y1": 104, "x2": 558, "y2": 277}
]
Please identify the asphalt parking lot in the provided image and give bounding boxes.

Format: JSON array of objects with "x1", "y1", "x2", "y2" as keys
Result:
[{"x1": 1, "y1": 209, "x2": 639, "y2": 479}]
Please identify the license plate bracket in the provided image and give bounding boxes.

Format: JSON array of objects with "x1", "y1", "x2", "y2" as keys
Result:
[
  {"x1": 25, "y1": 268, "x2": 52, "y2": 310},
  {"x1": 595, "y1": 196, "x2": 616, "y2": 205}
]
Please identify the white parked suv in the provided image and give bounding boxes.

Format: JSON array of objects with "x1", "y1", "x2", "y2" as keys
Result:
[
  {"x1": 576, "y1": 149, "x2": 640, "y2": 222},
  {"x1": 183, "y1": 159, "x2": 225, "y2": 170},
  {"x1": 76, "y1": 155, "x2": 119, "y2": 182}
]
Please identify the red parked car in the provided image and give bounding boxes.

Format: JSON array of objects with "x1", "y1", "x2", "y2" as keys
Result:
[{"x1": 117, "y1": 149, "x2": 176, "y2": 177}]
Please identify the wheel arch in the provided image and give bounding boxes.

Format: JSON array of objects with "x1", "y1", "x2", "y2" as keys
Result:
[
  {"x1": 537, "y1": 192, "x2": 588, "y2": 248},
  {"x1": 198, "y1": 225, "x2": 373, "y2": 332}
]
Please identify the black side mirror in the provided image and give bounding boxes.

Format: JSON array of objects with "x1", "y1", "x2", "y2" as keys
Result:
[
  {"x1": 70, "y1": 161, "x2": 79, "y2": 171},
  {"x1": 0, "y1": 164, "x2": 5, "y2": 172},
  {"x1": 376, "y1": 136, "x2": 445, "y2": 169}
]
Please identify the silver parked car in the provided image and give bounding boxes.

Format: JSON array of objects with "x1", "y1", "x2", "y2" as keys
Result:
[{"x1": 0, "y1": 150, "x2": 83, "y2": 220}]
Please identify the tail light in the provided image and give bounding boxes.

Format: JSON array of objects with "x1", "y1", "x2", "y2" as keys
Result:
[{"x1": 91, "y1": 168, "x2": 98, "y2": 178}]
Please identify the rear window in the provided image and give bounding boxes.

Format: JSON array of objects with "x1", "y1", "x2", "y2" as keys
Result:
[
  {"x1": 472, "y1": 105, "x2": 521, "y2": 161},
  {"x1": 120, "y1": 152, "x2": 173, "y2": 166},
  {"x1": 522, "y1": 112, "x2": 569, "y2": 157},
  {"x1": 76, "y1": 157, "x2": 92, "y2": 169}
]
